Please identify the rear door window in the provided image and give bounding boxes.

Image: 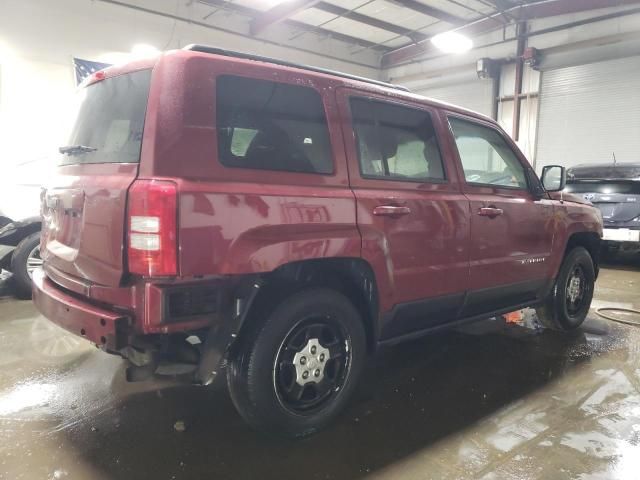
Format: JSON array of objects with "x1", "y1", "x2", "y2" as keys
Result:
[
  {"x1": 216, "y1": 75, "x2": 333, "y2": 174},
  {"x1": 349, "y1": 97, "x2": 445, "y2": 182},
  {"x1": 61, "y1": 70, "x2": 151, "y2": 165}
]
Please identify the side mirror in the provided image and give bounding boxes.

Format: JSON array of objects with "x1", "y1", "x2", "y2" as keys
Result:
[{"x1": 541, "y1": 165, "x2": 566, "y2": 192}]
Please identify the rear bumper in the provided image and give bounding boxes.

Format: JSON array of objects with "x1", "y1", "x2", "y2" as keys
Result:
[
  {"x1": 602, "y1": 228, "x2": 640, "y2": 243},
  {"x1": 32, "y1": 268, "x2": 130, "y2": 350}
]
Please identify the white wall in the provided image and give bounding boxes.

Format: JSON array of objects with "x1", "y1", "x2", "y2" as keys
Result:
[
  {"x1": 497, "y1": 63, "x2": 540, "y2": 162},
  {"x1": 0, "y1": 0, "x2": 380, "y2": 220}
]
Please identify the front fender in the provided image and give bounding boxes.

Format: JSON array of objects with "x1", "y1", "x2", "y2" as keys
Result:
[{"x1": 548, "y1": 202, "x2": 603, "y2": 277}]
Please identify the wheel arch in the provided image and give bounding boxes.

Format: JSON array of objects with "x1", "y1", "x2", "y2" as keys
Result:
[
  {"x1": 239, "y1": 258, "x2": 380, "y2": 353},
  {"x1": 563, "y1": 231, "x2": 601, "y2": 278}
]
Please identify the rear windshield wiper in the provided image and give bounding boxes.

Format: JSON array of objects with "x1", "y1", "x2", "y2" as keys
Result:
[{"x1": 59, "y1": 145, "x2": 98, "y2": 155}]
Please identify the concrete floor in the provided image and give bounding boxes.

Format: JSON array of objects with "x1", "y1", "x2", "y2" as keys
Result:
[{"x1": 1, "y1": 254, "x2": 639, "y2": 480}]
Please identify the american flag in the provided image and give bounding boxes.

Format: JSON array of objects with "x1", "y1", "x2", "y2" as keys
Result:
[{"x1": 73, "y1": 58, "x2": 111, "y2": 85}]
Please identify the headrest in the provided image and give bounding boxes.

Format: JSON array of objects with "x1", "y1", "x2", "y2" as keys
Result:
[{"x1": 378, "y1": 128, "x2": 398, "y2": 159}]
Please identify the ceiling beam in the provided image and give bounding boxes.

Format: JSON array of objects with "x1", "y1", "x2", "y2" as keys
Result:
[
  {"x1": 315, "y1": 2, "x2": 428, "y2": 42},
  {"x1": 382, "y1": 0, "x2": 640, "y2": 67},
  {"x1": 199, "y1": 0, "x2": 390, "y2": 51},
  {"x1": 484, "y1": 0, "x2": 514, "y2": 11},
  {"x1": 390, "y1": 0, "x2": 466, "y2": 25},
  {"x1": 250, "y1": 0, "x2": 322, "y2": 36},
  {"x1": 512, "y1": 0, "x2": 638, "y2": 19},
  {"x1": 483, "y1": 0, "x2": 519, "y2": 21}
]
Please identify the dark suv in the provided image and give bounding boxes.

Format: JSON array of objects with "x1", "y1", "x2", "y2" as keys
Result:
[
  {"x1": 33, "y1": 46, "x2": 602, "y2": 437},
  {"x1": 565, "y1": 163, "x2": 640, "y2": 248}
]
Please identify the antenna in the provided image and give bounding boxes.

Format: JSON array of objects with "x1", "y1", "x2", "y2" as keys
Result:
[{"x1": 613, "y1": 152, "x2": 617, "y2": 166}]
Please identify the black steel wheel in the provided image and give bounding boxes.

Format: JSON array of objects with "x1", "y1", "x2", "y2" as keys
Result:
[
  {"x1": 227, "y1": 288, "x2": 366, "y2": 438},
  {"x1": 565, "y1": 264, "x2": 588, "y2": 316},
  {"x1": 537, "y1": 246, "x2": 595, "y2": 331},
  {"x1": 274, "y1": 319, "x2": 350, "y2": 414}
]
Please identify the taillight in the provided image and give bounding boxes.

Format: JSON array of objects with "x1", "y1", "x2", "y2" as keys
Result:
[{"x1": 127, "y1": 180, "x2": 177, "y2": 277}]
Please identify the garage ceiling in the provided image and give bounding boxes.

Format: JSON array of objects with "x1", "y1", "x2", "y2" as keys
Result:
[
  {"x1": 200, "y1": 0, "x2": 496, "y2": 52},
  {"x1": 197, "y1": 0, "x2": 640, "y2": 67}
]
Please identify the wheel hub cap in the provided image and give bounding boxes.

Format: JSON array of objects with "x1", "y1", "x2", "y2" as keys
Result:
[
  {"x1": 26, "y1": 246, "x2": 43, "y2": 279},
  {"x1": 567, "y1": 275, "x2": 582, "y2": 303},
  {"x1": 292, "y1": 338, "x2": 330, "y2": 386}
]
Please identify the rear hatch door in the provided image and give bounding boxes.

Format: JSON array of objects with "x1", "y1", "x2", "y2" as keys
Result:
[
  {"x1": 42, "y1": 69, "x2": 152, "y2": 286},
  {"x1": 565, "y1": 180, "x2": 640, "y2": 223}
]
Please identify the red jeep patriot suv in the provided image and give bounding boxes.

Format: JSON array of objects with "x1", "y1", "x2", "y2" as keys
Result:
[{"x1": 33, "y1": 45, "x2": 602, "y2": 437}]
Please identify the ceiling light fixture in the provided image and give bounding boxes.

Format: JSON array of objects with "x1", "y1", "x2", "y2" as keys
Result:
[{"x1": 431, "y1": 31, "x2": 473, "y2": 54}]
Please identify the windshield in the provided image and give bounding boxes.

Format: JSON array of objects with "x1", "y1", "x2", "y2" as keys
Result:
[{"x1": 61, "y1": 69, "x2": 151, "y2": 165}]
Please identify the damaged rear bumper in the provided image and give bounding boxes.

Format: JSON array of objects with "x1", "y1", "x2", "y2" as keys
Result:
[
  {"x1": 32, "y1": 266, "x2": 263, "y2": 384},
  {"x1": 32, "y1": 268, "x2": 129, "y2": 350}
]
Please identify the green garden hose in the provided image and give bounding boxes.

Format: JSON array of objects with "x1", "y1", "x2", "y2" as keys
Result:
[{"x1": 595, "y1": 307, "x2": 640, "y2": 326}]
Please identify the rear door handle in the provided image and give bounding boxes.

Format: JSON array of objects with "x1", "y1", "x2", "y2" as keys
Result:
[
  {"x1": 373, "y1": 205, "x2": 411, "y2": 217},
  {"x1": 477, "y1": 207, "x2": 504, "y2": 218}
]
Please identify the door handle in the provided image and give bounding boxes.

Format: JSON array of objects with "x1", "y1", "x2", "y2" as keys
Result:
[
  {"x1": 373, "y1": 205, "x2": 411, "y2": 217},
  {"x1": 477, "y1": 207, "x2": 504, "y2": 218}
]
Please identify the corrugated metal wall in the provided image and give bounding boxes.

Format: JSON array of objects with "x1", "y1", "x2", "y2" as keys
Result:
[
  {"x1": 414, "y1": 80, "x2": 495, "y2": 118},
  {"x1": 536, "y1": 56, "x2": 640, "y2": 169}
]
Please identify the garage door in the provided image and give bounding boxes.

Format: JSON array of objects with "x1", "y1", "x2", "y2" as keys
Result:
[
  {"x1": 414, "y1": 79, "x2": 495, "y2": 118},
  {"x1": 536, "y1": 56, "x2": 640, "y2": 169}
]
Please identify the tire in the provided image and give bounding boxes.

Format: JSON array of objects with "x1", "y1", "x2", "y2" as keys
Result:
[
  {"x1": 10, "y1": 231, "x2": 42, "y2": 299},
  {"x1": 227, "y1": 288, "x2": 366, "y2": 438},
  {"x1": 536, "y1": 246, "x2": 595, "y2": 331}
]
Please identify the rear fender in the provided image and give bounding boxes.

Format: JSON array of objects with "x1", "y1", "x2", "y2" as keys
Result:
[
  {"x1": 221, "y1": 224, "x2": 362, "y2": 273},
  {"x1": 177, "y1": 188, "x2": 360, "y2": 278}
]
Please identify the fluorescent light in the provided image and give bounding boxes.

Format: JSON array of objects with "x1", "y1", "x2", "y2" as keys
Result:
[{"x1": 431, "y1": 31, "x2": 473, "y2": 54}]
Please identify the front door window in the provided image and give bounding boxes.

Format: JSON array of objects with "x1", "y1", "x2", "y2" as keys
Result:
[{"x1": 449, "y1": 117, "x2": 527, "y2": 189}]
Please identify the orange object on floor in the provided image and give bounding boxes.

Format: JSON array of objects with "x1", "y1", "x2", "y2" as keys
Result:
[{"x1": 504, "y1": 310, "x2": 523, "y2": 324}]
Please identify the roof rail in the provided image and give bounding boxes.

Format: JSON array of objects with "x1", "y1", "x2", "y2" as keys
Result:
[{"x1": 182, "y1": 44, "x2": 409, "y2": 92}]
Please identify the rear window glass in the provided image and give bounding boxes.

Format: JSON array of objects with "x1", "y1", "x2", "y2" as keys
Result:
[
  {"x1": 568, "y1": 164, "x2": 640, "y2": 180},
  {"x1": 566, "y1": 180, "x2": 640, "y2": 194},
  {"x1": 61, "y1": 70, "x2": 151, "y2": 165},
  {"x1": 216, "y1": 75, "x2": 333, "y2": 174}
]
